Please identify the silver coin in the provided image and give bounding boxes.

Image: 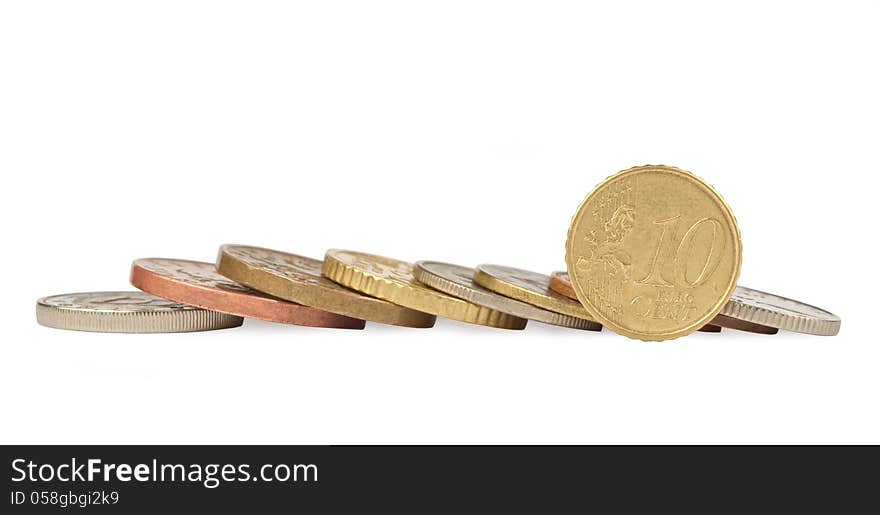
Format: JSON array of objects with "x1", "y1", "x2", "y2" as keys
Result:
[
  {"x1": 36, "y1": 291, "x2": 243, "y2": 333},
  {"x1": 414, "y1": 261, "x2": 601, "y2": 331},
  {"x1": 720, "y1": 286, "x2": 840, "y2": 336}
]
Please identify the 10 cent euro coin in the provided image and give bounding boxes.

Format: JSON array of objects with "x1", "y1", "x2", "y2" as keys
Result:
[{"x1": 566, "y1": 165, "x2": 742, "y2": 341}]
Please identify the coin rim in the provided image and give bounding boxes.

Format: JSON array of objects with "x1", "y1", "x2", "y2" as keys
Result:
[{"x1": 565, "y1": 164, "x2": 743, "y2": 341}]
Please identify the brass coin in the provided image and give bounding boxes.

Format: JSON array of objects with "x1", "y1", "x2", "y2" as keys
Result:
[
  {"x1": 549, "y1": 270, "x2": 727, "y2": 333},
  {"x1": 566, "y1": 165, "x2": 742, "y2": 341},
  {"x1": 323, "y1": 250, "x2": 528, "y2": 330},
  {"x1": 472, "y1": 264, "x2": 599, "y2": 323},
  {"x1": 216, "y1": 244, "x2": 436, "y2": 328}
]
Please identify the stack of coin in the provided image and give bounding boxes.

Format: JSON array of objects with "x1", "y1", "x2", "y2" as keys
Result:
[
  {"x1": 322, "y1": 250, "x2": 527, "y2": 330},
  {"x1": 413, "y1": 261, "x2": 601, "y2": 331},
  {"x1": 130, "y1": 258, "x2": 365, "y2": 329},
  {"x1": 35, "y1": 164, "x2": 840, "y2": 338},
  {"x1": 216, "y1": 245, "x2": 436, "y2": 328}
]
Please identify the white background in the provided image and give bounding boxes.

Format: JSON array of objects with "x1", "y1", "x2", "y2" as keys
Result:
[{"x1": 1, "y1": 1, "x2": 877, "y2": 444}]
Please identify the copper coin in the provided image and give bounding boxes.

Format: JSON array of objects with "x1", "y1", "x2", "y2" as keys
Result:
[
  {"x1": 130, "y1": 258, "x2": 365, "y2": 329},
  {"x1": 549, "y1": 271, "x2": 578, "y2": 300},
  {"x1": 549, "y1": 271, "x2": 727, "y2": 333}
]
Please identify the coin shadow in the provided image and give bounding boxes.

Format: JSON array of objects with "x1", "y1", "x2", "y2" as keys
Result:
[
  {"x1": 521, "y1": 320, "x2": 616, "y2": 341},
  {"x1": 224, "y1": 317, "x2": 797, "y2": 341},
  {"x1": 232, "y1": 318, "x2": 366, "y2": 335},
  {"x1": 235, "y1": 317, "x2": 433, "y2": 335}
]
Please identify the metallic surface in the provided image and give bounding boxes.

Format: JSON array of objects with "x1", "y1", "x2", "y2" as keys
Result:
[
  {"x1": 131, "y1": 258, "x2": 365, "y2": 329},
  {"x1": 566, "y1": 165, "x2": 742, "y2": 341},
  {"x1": 323, "y1": 250, "x2": 527, "y2": 330},
  {"x1": 472, "y1": 264, "x2": 599, "y2": 322},
  {"x1": 721, "y1": 286, "x2": 840, "y2": 336},
  {"x1": 216, "y1": 245, "x2": 436, "y2": 328},
  {"x1": 36, "y1": 291, "x2": 243, "y2": 333},
  {"x1": 414, "y1": 261, "x2": 601, "y2": 331},
  {"x1": 549, "y1": 270, "x2": 728, "y2": 333}
]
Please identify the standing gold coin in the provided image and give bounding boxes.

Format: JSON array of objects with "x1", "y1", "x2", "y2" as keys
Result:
[
  {"x1": 216, "y1": 244, "x2": 436, "y2": 328},
  {"x1": 322, "y1": 250, "x2": 528, "y2": 330},
  {"x1": 472, "y1": 264, "x2": 600, "y2": 324},
  {"x1": 566, "y1": 165, "x2": 742, "y2": 341}
]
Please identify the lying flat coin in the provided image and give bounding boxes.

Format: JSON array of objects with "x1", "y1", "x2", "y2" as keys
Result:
[
  {"x1": 414, "y1": 261, "x2": 601, "y2": 331},
  {"x1": 549, "y1": 270, "x2": 725, "y2": 333},
  {"x1": 473, "y1": 264, "x2": 598, "y2": 322},
  {"x1": 721, "y1": 286, "x2": 840, "y2": 336},
  {"x1": 566, "y1": 164, "x2": 742, "y2": 341},
  {"x1": 36, "y1": 291, "x2": 242, "y2": 333},
  {"x1": 131, "y1": 258, "x2": 364, "y2": 329},
  {"x1": 323, "y1": 250, "x2": 527, "y2": 330},
  {"x1": 216, "y1": 245, "x2": 436, "y2": 328}
]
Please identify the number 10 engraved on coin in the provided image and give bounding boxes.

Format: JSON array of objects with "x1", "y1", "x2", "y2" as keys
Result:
[{"x1": 565, "y1": 165, "x2": 742, "y2": 340}]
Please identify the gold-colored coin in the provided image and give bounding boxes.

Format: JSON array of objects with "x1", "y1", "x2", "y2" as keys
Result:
[
  {"x1": 566, "y1": 165, "x2": 742, "y2": 341},
  {"x1": 216, "y1": 244, "x2": 436, "y2": 328},
  {"x1": 322, "y1": 250, "x2": 528, "y2": 330},
  {"x1": 472, "y1": 264, "x2": 600, "y2": 323}
]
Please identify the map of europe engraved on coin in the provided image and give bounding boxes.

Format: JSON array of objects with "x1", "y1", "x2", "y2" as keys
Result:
[{"x1": 572, "y1": 176, "x2": 636, "y2": 324}]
